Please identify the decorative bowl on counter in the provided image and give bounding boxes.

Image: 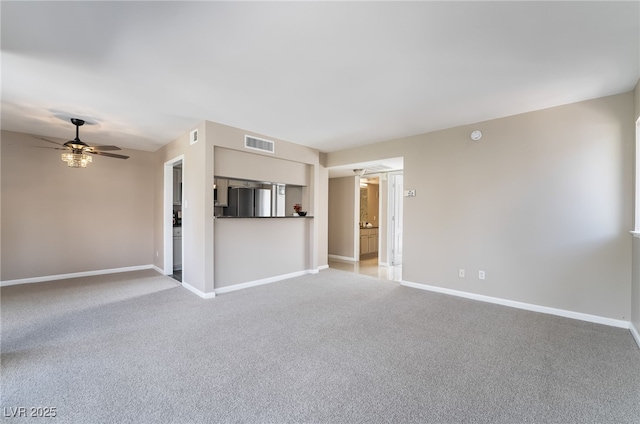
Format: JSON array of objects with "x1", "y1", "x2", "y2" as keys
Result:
[{"x1": 297, "y1": 211, "x2": 307, "y2": 216}]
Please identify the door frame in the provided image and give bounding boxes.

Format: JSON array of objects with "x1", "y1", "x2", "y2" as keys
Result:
[
  {"x1": 164, "y1": 155, "x2": 184, "y2": 275},
  {"x1": 387, "y1": 171, "x2": 403, "y2": 266}
]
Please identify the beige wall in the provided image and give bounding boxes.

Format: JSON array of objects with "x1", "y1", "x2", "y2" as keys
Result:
[
  {"x1": 2, "y1": 115, "x2": 326, "y2": 293},
  {"x1": 214, "y1": 218, "x2": 312, "y2": 287},
  {"x1": 208, "y1": 121, "x2": 325, "y2": 278},
  {"x1": 327, "y1": 92, "x2": 634, "y2": 320},
  {"x1": 154, "y1": 121, "x2": 214, "y2": 293},
  {"x1": 153, "y1": 120, "x2": 325, "y2": 295},
  {"x1": 1, "y1": 130, "x2": 155, "y2": 281},
  {"x1": 215, "y1": 147, "x2": 309, "y2": 186},
  {"x1": 316, "y1": 165, "x2": 329, "y2": 268},
  {"x1": 632, "y1": 80, "x2": 640, "y2": 332},
  {"x1": 4, "y1": 89, "x2": 633, "y2": 323},
  {"x1": 153, "y1": 130, "x2": 188, "y2": 273},
  {"x1": 328, "y1": 176, "x2": 358, "y2": 259}
]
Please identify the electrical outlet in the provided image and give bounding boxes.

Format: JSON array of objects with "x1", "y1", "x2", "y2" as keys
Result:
[
  {"x1": 479, "y1": 270, "x2": 485, "y2": 280},
  {"x1": 458, "y1": 269, "x2": 465, "y2": 278},
  {"x1": 156, "y1": 251, "x2": 159, "y2": 257}
]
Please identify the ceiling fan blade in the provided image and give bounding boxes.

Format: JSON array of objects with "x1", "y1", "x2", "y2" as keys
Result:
[
  {"x1": 86, "y1": 151, "x2": 129, "y2": 160},
  {"x1": 87, "y1": 145, "x2": 122, "y2": 151},
  {"x1": 35, "y1": 136, "x2": 64, "y2": 146},
  {"x1": 31, "y1": 145, "x2": 67, "y2": 150},
  {"x1": 11, "y1": 144, "x2": 66, "y2": 151}
]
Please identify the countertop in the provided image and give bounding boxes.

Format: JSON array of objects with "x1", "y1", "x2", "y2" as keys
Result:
[{"x1": 215, "y1": 216, "x2": 314, "y2": 219}]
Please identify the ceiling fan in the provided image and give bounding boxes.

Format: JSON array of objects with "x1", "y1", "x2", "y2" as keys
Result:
[{"x1": 36, "y1": 118, "x2": 129, "y2": 168}]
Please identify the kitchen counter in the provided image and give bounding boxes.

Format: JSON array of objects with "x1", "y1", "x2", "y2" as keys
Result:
[
  {"x1": 214, "y1": 213, "x2": 312, "y2": 288},
  {"x1": 215, "y1": 216, "x2": 313, "y2": 219}
]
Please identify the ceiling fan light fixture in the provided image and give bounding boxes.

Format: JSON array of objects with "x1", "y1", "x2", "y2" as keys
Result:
[
  {"x1": 61, "y1": 152, "x2": 92, "y2": 168},
  {"x1": 32, "y1": 118, "x2": 128, "y2": 167}
]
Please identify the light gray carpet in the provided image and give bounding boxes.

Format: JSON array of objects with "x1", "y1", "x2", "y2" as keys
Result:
[{"x1": 1, "y1": 268, "x2": 639, "y2": 423}]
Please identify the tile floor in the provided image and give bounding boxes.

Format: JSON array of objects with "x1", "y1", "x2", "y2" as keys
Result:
[
  {"x1": 171, "y1": 261, "x2": 400, "y2": 285},
  {"x1": 328, "y1": 256, "x2": 402, "y2": 282}
]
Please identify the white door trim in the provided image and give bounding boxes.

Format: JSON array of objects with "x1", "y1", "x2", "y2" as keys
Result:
[
  {"x1": 353, "y1": 175, "x2": 361, "y2": 259},
  {"x1": 388, "y1": 172, "x2": 403, "y2": 266},
  {"x1": 164, "y1": 155, "x2": 184, "y2": 275}
]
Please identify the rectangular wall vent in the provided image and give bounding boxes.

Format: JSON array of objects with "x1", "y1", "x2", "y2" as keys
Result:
[
  {"x1": 245, "y1": 135, "x2": 275, "y2": 154},
  {"x1": 190, "y1": 129, "x2": 198, "y2": 145}
]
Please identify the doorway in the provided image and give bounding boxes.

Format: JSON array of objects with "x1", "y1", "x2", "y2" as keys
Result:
[
  {"x1": 327, "y1": 165, "x2": 403, "y2": 282},
  {"x1": 359, "y1": 175, "x2": 380, "y2": 261},
  {"x1": 164, "y1": 155, "x2": 184, "y2": 282}
]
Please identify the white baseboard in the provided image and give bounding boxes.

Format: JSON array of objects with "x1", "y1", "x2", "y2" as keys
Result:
[
  {"x1": 318, "y1": 264, "x2": 329, "y2": 271},
  {"x1": 152, "y1": 265, "x2": 166, "y2": 275},
  {"x1": 0, "y1": 265, "x2": 160, "y2": 287},
  {"x1": 214, "y1": 269, "x2": 316, "y2": 295},
  {"x1": 328, "y1": 254, "x2": 358, "y2": 262},
  {"x1": 401, "y1": 280, "x2": 630, "y2": 329},
  {"x1": 379, "y1": 262, "x2": 389, "y2": 267},
  {"x1": 630, "y1": 322, "x2": 640, "y2": 349},
  {"x1": 181, "y1": 281, "x2": 216, "y2": 299}
]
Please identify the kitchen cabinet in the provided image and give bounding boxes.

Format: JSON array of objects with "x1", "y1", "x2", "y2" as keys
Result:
[
  {"x1": 360, "y1": 235, "x2": 369, "y2": 255},
  {"x1": 360, "y1": 227, "x2": 378, "y2": 256},
  {"x1": 173, "y1": 226, "x2": 182, "y2": 270},
  {"x1": 173, "y1": 169, "x2": 182, "y2": 205},
  {"x1": 368, "y1": 233, "x2": 378, "y2": 254}
]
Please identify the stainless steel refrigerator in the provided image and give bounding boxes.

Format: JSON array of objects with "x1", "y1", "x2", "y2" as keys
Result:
[
  {"x1": 225, "y1": 187, "x2": 271, "y2": 217},
  {"x1": 254, "y1": 188, "x2": 271, "y2": 217}
]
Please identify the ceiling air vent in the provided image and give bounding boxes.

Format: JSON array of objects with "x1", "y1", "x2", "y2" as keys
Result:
[{"x1": 245, "y1": 135, "x2": 274, "y2": 154}]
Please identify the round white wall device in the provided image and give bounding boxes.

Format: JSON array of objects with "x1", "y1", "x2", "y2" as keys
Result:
[{"x1": 470, "y1": 130, "x2": 483, "y2": 141}]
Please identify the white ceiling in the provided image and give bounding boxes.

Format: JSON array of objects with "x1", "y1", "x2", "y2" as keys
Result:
[{"x1": 1, "y1": 1, "x2": 638, "y2": 153}]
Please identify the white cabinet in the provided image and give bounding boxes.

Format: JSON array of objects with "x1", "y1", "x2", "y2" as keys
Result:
[
  {"x1": 360, "y1": 235, "x2": 369, "y2": 255},
  {"x1": 369, "y1": 233, "x2": 378, "y2": 254},
  {"x1": 173, "y1": 169, "x2": 182, "y2": 205},
  {"x1": 360, "y1": 228, "x2": 378, "y2": 256},
  {"x1": 173, "y1": 227, "x2": 182, "y2": 270}
]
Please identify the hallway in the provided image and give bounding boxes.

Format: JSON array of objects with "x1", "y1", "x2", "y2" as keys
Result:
[{"x1": 328, "y1": 257, "x2": 402, "y2": 282}]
